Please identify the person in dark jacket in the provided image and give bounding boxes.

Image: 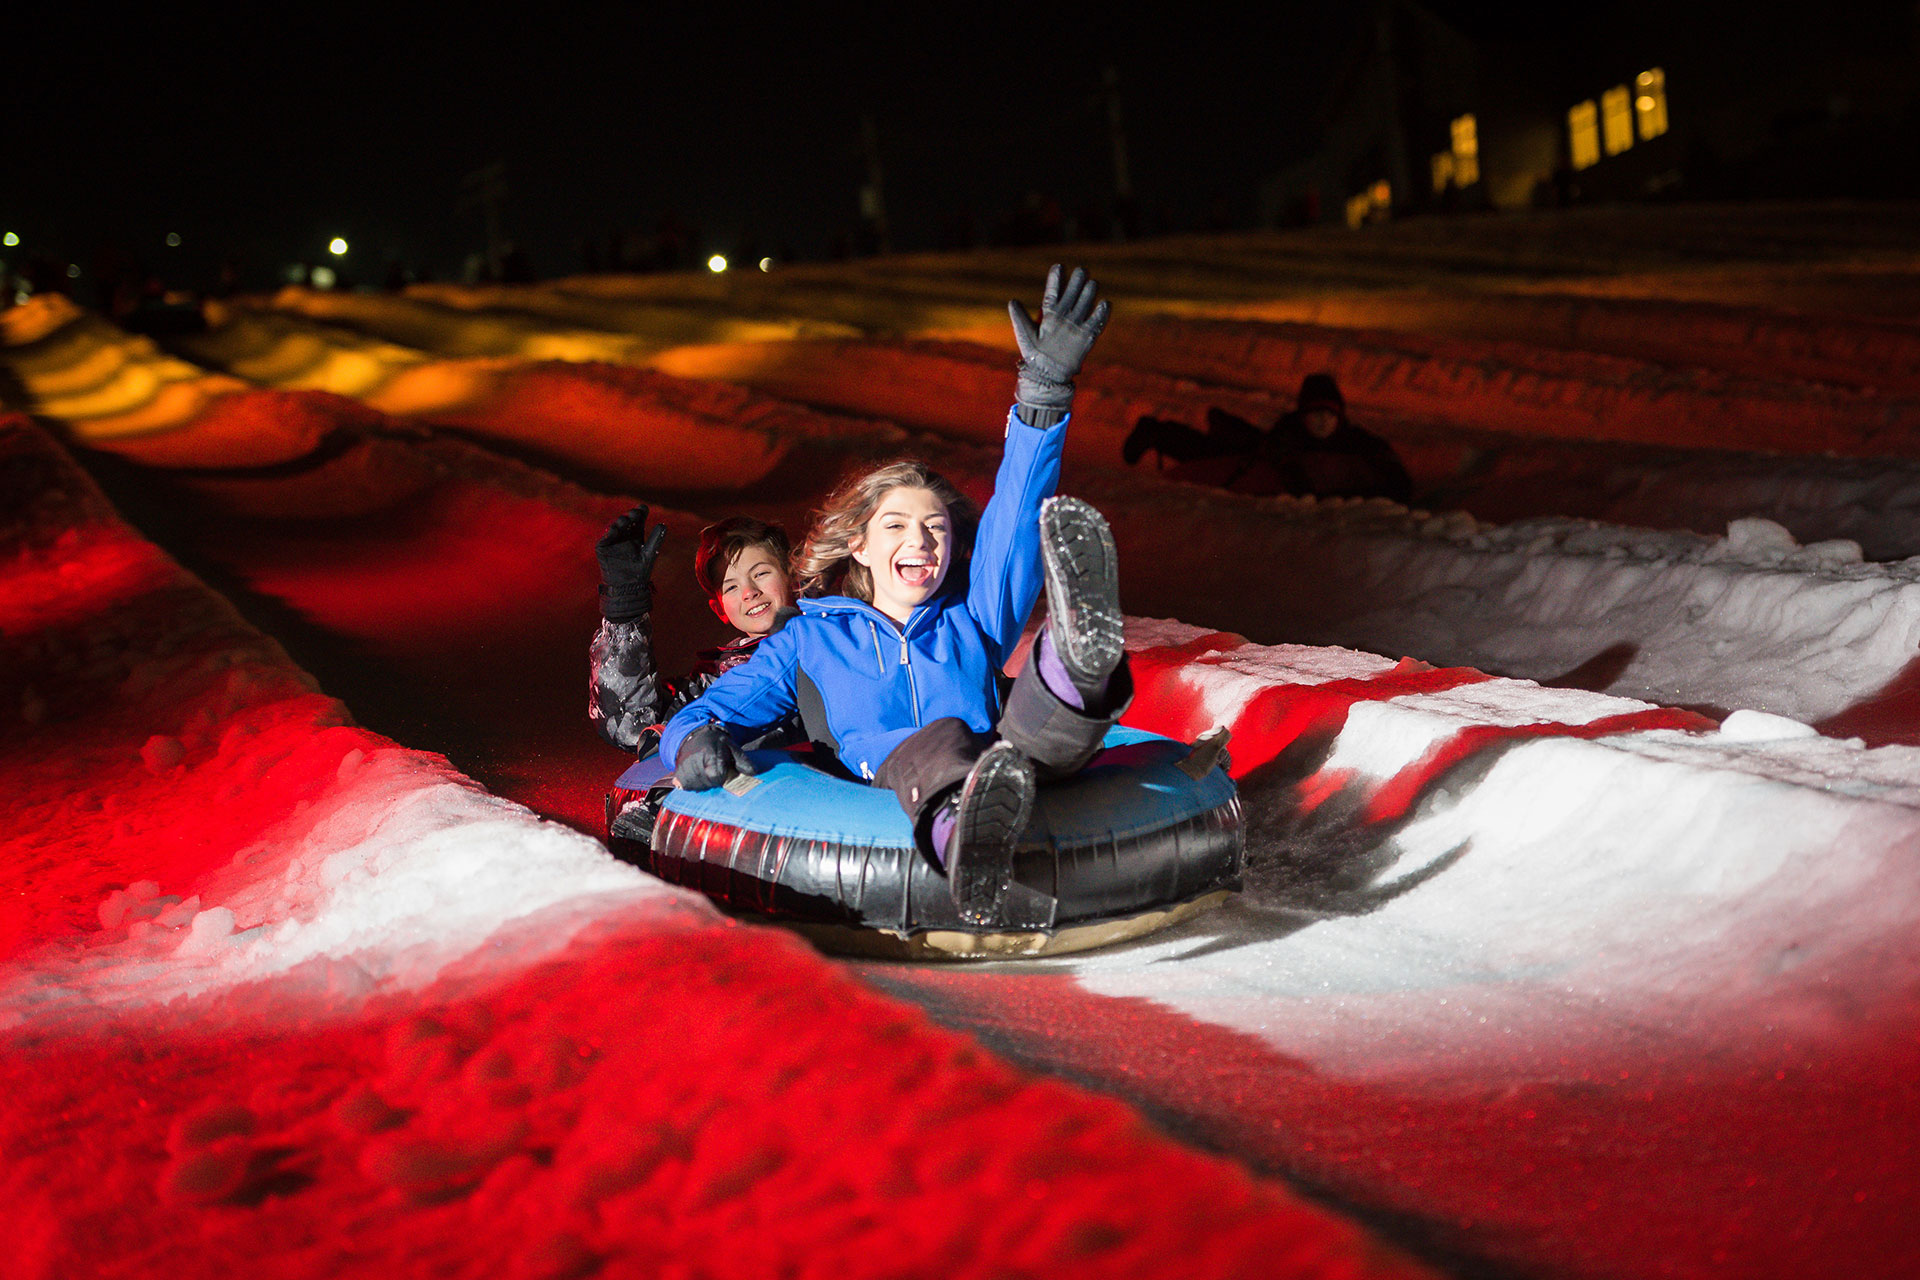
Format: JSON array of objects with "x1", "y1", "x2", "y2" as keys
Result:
[
  {"x1": 1260, "y1": 373, "x2": 1413, "y2": 504},
  {"x1": 660, "y1": 265, "x2": 1127, "y2": 925},
  {"x1": 590, "y1": 509, "x2": 799, "y2": 754},
  {"x1": 1123, "y1": 373, "x2": 1413, "y2": 504},
  {"x1": 591, "y1": 510, "x2": 803, "y2": 841}
]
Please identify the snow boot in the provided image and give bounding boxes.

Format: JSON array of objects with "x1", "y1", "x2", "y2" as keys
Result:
[
  {"x1": 1038, "y1": 496, "x2": 1125, "y2": 700},
  {"x1": 942, "y1": 740, "x2": 1036, "y2": 926}
]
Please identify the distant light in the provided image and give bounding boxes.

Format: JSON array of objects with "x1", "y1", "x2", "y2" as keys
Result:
[
  {"x1": 758, "y1": 257, "x2": 772, "y2": 272},
  {"x1": 2, "y1": 232, "x2": 17, "y2": 247},
  {"x1": 328, "y1": 237, "x2": 349, "y2": 256},
  {"x1": 1568, "y1": 100, "x2": 1601, "y2": 170},
  {"x1": 66, "y1": 263, "x2": 81, "y2": 279},
  {"x1": 1600, "y1": 85, "x2": 1634, "y2": 156},
  {"x1": 165, "y1": 232, "x2": 182, "y2": 248},
  {"x1": 707, "y1": 254, "x2": 728, "y2": 273},
  {"x1": 310, "y1": 265, "x2": 338, "y2": 289}
]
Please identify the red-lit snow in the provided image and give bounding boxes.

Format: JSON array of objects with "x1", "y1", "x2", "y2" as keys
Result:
[
  {"x1": 5, "y1": 205, "x2": 1920, "y2": 1279},
  {"x1": 1, "y1": 417, "x2": 1429, "y2": 1280}
]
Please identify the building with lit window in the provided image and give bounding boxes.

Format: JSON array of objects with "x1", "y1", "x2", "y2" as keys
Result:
[{"x1": 1257, "y1": 0, "x2": 1919, "y2": 225}]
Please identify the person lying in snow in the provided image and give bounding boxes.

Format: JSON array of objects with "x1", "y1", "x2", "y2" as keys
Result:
[
  {"x1": 591, "y1": 510, "x2": 806, "y2": 841},
  {"x1": 1123, "y1": 372, "x2": 1413, "y2": 504},
  {"x1": 659, "y1": 265, "x2": 1133, "y2": 925}
]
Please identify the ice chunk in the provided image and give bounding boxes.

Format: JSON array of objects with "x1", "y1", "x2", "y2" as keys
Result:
[
  {"x1": 177, "y1": 906, "x2": 236, "y2": 955},
  {"x1": 1716, "y1": 709, "x2": 1820, "y2": 742},
  {"x1": 1724, "y1": 517, "x2": 1798, "y2": 559},
  {"x1": 141, "y1": 734, "x2": 186, "y2": 773}
]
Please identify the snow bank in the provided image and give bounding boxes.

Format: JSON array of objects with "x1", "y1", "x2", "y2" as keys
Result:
[
  {"x1": 0, "y1": 416, "x2": 648, "y2": 1027},
  {"x1": 1104, "y1": 618, "x2": 1920, "y2": 1074},
  {"x1": 0, "y1": 294, "x2": 253, "y2": 439},
  {"x1": 1087, "y1": 471, "x2": 1920, "y2": 731},
  {"x1": 182, "y1": 303, "x2": 429, "y2": 398}
]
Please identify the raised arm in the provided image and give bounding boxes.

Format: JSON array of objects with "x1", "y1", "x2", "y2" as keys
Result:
[
  {"x1": 968, "y1": 267, "x2": 1110, "y2": 657},
  {"x1": 588, "y1": 504, "x2": 669, "y2": 753}
]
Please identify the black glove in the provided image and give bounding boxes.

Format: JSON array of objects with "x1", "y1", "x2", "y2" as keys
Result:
[
  {"x1": 596, "y1": 504, "x2": 668, "y2": 622},
  {"x1": 674, "y1": 722, "x2": 761, "y2": 791},
  {"x1": 1008, "y1": 265, "x2": 1111, "y2": 426}
]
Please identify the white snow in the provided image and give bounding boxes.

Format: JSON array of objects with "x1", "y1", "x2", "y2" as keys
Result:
[
  {"x1": 0, "y1": 741, "x2": 669, "y2": 1031},
  {"x1": 1033, "y1": 620, "x2": 1920, "y2": 1083}
]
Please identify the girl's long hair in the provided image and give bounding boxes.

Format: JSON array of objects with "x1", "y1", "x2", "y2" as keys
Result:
[{"x1": 793, "y1": 459, "x2": 979, "y2": 602}]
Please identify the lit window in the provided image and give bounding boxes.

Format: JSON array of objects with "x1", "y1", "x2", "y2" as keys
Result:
[
  {"x1": 1635, "y1": 68, "x2": 1669, "y2": 140},
  {"x1": 1601, "y1": 85, "x2": 1633, "y2": 155},
  {"x1": 1347, "y1": 181, "x2": 1392, "y2": 228},
  {"x1": 1450, "y1": 114, "x2": 1479, "y2": 186},
  {"x1": 1432, "y1": 151, "x2": 1455, "y2": 194},
  {"x1": 1569, "y1": 100, "x2": 1601, "y2": 170}
]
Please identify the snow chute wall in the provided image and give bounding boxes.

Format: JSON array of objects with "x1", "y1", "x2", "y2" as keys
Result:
[{"x1": 608, "y1": 727, "x2": 1244, "y2": 959}]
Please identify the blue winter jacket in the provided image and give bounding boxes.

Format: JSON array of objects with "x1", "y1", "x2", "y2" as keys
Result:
[{"x1": 660, "y1": 408, "x2": 1067, "y2": 780}]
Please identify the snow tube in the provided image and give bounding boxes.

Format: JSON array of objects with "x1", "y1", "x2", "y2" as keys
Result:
[{"x1": 606, "y1": 727, "x2": 1243, "y2": 959}]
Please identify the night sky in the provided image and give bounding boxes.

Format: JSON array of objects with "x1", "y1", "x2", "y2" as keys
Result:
[
  {"x1": 8, "y1": 5, "x2": 1365, "y2": 288},
  {"x1": 11, "y1": 3, "x2": 1908, "y2": 292}
]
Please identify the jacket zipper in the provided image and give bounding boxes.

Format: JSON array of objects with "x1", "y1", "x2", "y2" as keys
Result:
[
  {"x1": 900, "y1": 624, "x2": 921, "y2": 726},
  {"x1": 874, "y1": 612, "x2": 923, "y2": 727},
  {"x1": 848, "y1": 606, "x2": 926, "y2": 776}
]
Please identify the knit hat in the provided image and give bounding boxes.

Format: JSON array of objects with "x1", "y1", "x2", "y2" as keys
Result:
[{"x1": 1296, "y1": 373, "x2": 1344, "y2": 415}]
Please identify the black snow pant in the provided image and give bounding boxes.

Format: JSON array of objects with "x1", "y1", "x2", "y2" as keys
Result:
[{"x1": 873, "y1": 650, "x2": 1136, "y2": 852}]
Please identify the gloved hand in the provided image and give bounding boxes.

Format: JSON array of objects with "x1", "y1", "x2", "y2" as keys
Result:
[
  {"x1": 596, "y1": 504, "x2": 668, "y2": 622},
  {"x1": 1008, "y1": 265, "x2": 1111, "y2": 425},
  {"x1": 674, "y1": 722, "x2": 761, "y2": 791}
]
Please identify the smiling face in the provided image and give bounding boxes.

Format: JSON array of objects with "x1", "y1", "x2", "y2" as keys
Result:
[
  {"x1": 850, "y1": 485, "x2": 952, "y2": 625},
  {"x1": 714, "y1": 543, "x2": 794, "y2": 636}
]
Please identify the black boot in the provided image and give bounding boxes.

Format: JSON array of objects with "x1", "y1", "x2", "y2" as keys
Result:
[
  {"x1": 1038, "y1": 496, "x2": 1124, "y2": 700},
  {"x1": 1122, "y1": 417, "x2": 1163, "y2": 466},
  {"x1": 941, "y1": 741, "x2": 1036, "y2": 926}
]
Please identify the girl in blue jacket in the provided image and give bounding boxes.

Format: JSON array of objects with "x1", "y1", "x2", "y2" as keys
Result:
[{"x1": 660, "y1": 266, "x2": 1131, "y2": 924}]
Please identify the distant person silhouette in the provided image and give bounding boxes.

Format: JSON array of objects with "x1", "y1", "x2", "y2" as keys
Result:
[{"x1": 1124, "y1": 373, "x2": 1412, "y2": 504}]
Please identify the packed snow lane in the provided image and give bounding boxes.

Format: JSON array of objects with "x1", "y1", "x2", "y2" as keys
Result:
[
  {"x1": 7, "y1": 294, "x2": 885, "y2": 495},
  {"x1": 860, "y1": 619, "x2": 1920, "y2": 1280},
  {"x1": 1, "y1": 417, "x2": 1432, "y2": 1280}
]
